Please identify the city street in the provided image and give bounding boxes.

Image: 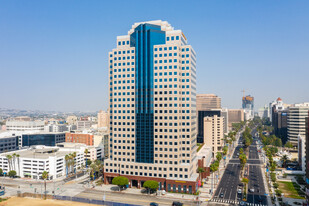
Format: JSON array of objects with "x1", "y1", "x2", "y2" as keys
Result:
[
  {"x1": 246, "y1": 135, "x2": 267, "y2": 205},
  {"x1": 211, "y1": 146, "x2": 242, "y2": 205},
  {"x1": 210, "y1": 128, "x2": 268, "y2": 206}
]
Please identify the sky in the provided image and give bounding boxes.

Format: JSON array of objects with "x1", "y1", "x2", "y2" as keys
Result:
[{"x1": 0, "y1": 0, "x2": 308, "y2": 112}]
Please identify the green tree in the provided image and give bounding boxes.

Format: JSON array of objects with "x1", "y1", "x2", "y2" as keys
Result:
[
  {"x1": 197, "y1": 167, "x2": 205, "y2": 181},
  {"x1": 284, "y1": 141, "x2": 293, "y2": 148},
  {"x1": 65, "y1": 154, "x2": 70, "y2": 177},
  {"x1": 239, "y1": 148, "x2": 244, "y2": 154},
  {"x1": 222, "y1": 146, "x2": 228, "y2": 156},
  {"x1": 6, "y1": 155, "x2": 12, "y2": 171},
  {"x1": 84, "y1": 149, "x2": 89, "y2": 167},
  {"x1": 86, "y1": 159, "x2": 92, "y2": 166},
  {"x1": 281, "y1": 155, "x2": 289, "y2": 168},
  {"x1": 0, "y1": 168, "x2": 3, "y2": 176},
  {"x1": 216, "y1": 152, "x2": 222, "y2": 162},
  {"x1": 42, "y1": 171, "x2": 49, "y2": 199},
  {"x1": 16, "y1": 154, "x2": 20, "y2": 176},
  {"x1": 112, "y1": 176, "x2": 129, "y2": 191},
  {"x1": 143, "y1": 180, "x2": 159, "y2": 194},
  {"x1": 8, "y1": 170, "x2": 16, "y2": 177},
  {"x1": 242, "y1": 177, "x2": 249, "y2": 184},
  {"x1": 239, "y1": 154, "x2": 247, "y2": 169},
  {"x1": 210, "y1": 161, "x2": 219, "y2": 172}
]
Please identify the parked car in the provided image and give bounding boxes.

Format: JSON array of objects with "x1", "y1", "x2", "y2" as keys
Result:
[
  {"x1": 172, "y1": 202, "x2": 183, "y2": 206},
  {"x1": 150, "y1": 203, "x2": 159, "y2": 206},
  {"x1": 219, "y1": 192, "x2": 224, "y2": 198},
  {"x1": 249, "y1": 188, "x2": 254, "y2": 193},
  {"x1": 237, "y1": 189, "x2": 242, "y2": 194}
]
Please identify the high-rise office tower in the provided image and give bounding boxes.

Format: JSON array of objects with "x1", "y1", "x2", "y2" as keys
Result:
[
  {"x1": 196, "y1": 94, "x2": 221, "y2": 111},
  {"x1": 103, "y1": 20, "x2": 198, "y2": 193},
  {"x1": 287, "y1": 103, "x2": 309, "y2": 146}
]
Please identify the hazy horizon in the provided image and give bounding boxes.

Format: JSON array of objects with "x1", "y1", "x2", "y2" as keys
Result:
[{"x1": 1, "y1": 0, "x2": 308, "y2": 112}]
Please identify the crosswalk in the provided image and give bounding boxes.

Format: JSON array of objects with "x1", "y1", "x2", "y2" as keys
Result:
[{"x1": 210, "y1": 198, "x2": 266, "y2": 206}]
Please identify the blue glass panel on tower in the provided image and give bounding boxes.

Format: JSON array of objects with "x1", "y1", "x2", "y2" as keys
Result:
[{"x1": 130, "y1": 24, "x2": 166, "y2": 163}]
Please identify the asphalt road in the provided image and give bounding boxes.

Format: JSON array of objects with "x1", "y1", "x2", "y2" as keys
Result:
[
  {"x1": 211, "y1": 145, "x2": 242, "y2": 205},
  {"x1": 211, "y1": 128, "x2": 268, "y2": 206},
  {"x1": 75, "y1": 189, "x2": 197, "y2": 206},
  {"x1": 246, "y1": 136, "x2": 268, "y2": 206}
]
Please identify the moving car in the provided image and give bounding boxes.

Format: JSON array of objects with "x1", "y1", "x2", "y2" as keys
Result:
[
  {"x1": 249, "y1": 188, "x2": 254, "y2": 193},
  {"x1": 219, "y1": 192, "x2": 224, "y2": 198},
  {"x1": 239, "y1": 201, "x2": 246, "y2": 206}
]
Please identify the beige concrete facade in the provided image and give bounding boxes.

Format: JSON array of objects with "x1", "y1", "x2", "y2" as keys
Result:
[
  {"x1": 228, "y1": 109, "x2": 244, "y2": 129},
  {"x1": 104, "y1": 20, "x2": 198, "y2": 193},
  {"x1": 97, "y1": 110, "x2": 109, "y2": 128},
  {"x1": 196, "y1": 94, "x2": 221, "y2": 111},
  {"x1": 66, "y1": 116, "x2": 77, "y2": 125},
  {"x1": 203, "y1": 115, "x2": 224, "y2": 156}
]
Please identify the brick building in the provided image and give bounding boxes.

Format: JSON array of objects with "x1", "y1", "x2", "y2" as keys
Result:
[{"x1": 65, "y1": 133, "x2": 94, "y2": 146}]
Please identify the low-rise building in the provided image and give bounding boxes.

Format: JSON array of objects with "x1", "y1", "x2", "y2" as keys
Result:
[
  {"x1": 0, "y1": 145, "x2": 84, "y2": 180},
  {"x1": 94, "y1": 132, "x2": 109, "y2": 159},
  {"x1": 6, "y1": 120, "x2": 45, "y2": 131},
  {"x1": 228, "y1": 109, "x2": 244, "y2": 130},
  {"x1": 44, "y1": 124, "x2": 77, "y2": 133},
  {"x1": 0, "y1": 143, "x2": 102, "y2": 180},
  {"x1": 65, "y1": 132, "x2": 94, "y2": 146},
  {"x1": 20, "y1": 132, "x2": 65, "y2": 147},
  {"x1": 0, "y1": 132, "x2": 19, "y2": 153},
  {"x1": 76, "y1": 121, "x2": 92, "y2": 131}
]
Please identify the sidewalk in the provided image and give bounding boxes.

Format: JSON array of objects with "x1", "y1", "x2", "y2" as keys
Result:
[
  {"x1": 200, "y1": 134, "x2": 240, "y2": 202},
  {"x1": 90, "y1": 184, "x2": 202, "y2": 203}
]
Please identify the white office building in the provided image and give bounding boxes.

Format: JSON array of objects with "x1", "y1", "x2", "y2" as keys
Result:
[
  {"x1": 0, "y1": 143, "x2": 100, "y2": 180},
  {"x1": 287, "y1": 102, "x2": 309, "y2": 145},
  {"x1": 6, "y1": 120, "x2": 45, "y2": 131}
]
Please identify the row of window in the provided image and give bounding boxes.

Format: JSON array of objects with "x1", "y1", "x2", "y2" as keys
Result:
[
  {"x1": 112, "y1": 62, "x2": 135, "y2": 66},
  {"x1": 117, "y1": 41, "x2": 130, "y2": 46},
  {"x1": 113, "y1": 74, "x2": 135, "y2": 78},
  {"x1": 155, "y1": 72, "x2": 190, "y2": 76},
  {"x1": 112, "y1": 68, "x2": 135, "y2": 72},
  {"x1": 112, "y1": 50, "x2": 135, "y2": 56},
  {"x1": 167, "y1": 36, "x2": 179, "y2": 41},
  {"x1": 113, "y1": 56, "x2": 134, "y2": 60}
]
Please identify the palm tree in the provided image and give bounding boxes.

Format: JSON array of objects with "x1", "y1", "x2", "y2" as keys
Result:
[
  {"x1": 6, "y1": 155, "x2": 12, "y2": 173},
  {"x1": 12, "y1": 153, "x2": 16, "y2": 171},
  {"x1": 65, "y1": 155, "x2": 70, "y2": 177},
  {"x1": 42, "y1": 171, "x2": 49, "y2": 199},
  {"x1": 72, "y1": 152, "x2": 77, "y2": 174},
  {"x1": 281, "y1": 155, "x2": 288, "y2": 168},
  {"x1": 90, "y1": 162, "x2": 98, "y2": 180},
  {"x1": 84, "y1": 149, "x2": 89, "y2": 168},
  {"x1": 16, "y1": 154, "x2": 20, "y2": 176}
]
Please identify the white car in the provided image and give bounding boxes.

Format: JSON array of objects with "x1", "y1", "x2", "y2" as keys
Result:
[
  {"x1": 237, "y1": 189, "x2": 242, "y2": 194},
  {"x1": 249, "y1": 188, "x2": 255, "y2": 193}
]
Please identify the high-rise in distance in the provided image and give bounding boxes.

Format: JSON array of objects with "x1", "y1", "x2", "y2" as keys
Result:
[{"x1": 104, "y1": 20, "x2": 199, "y2": 193}]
